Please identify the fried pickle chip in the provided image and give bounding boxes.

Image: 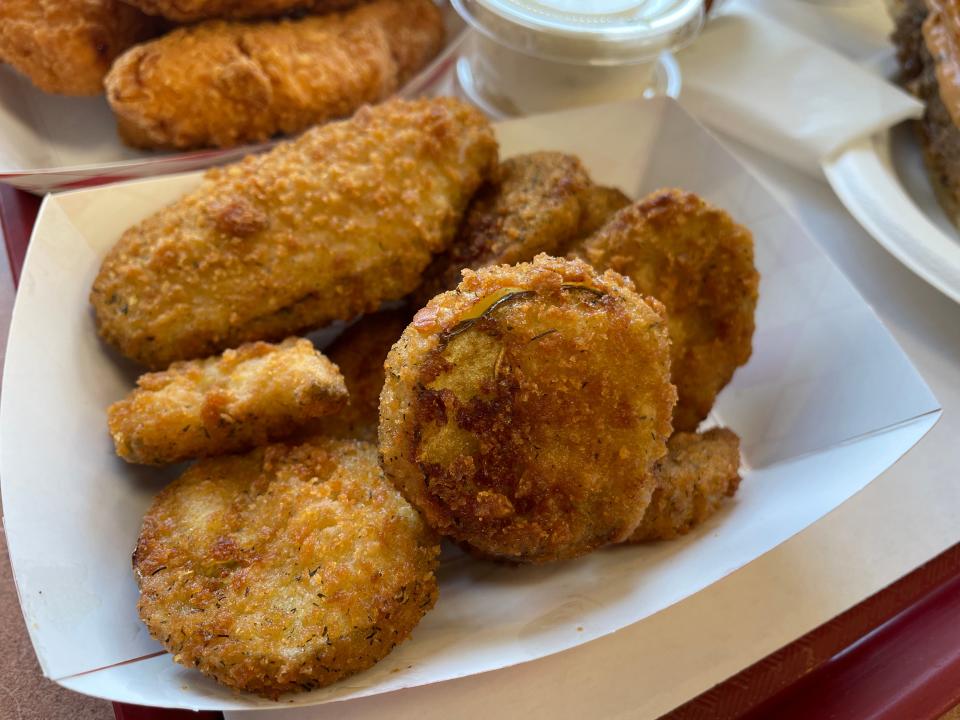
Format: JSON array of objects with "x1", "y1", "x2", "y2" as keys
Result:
[
  {"x1": 380, "y1": 255, "x2": 676, "y2": 563},
  {"x1": 108, "y1": 338, "x2": 347, "y2": 465},
  {"x1": 576, "y1": 189, "x2": 759, "y2": 432},
  {"x1": 91, "y1": 97, "x2": 497, "y2": 369},
  {"x1": 628, "y1": 428, "x2": 741, "y2": 542},
  {"x1": 574, "y1": 185, "x2": 631, "y2": 241},
  {"x1": 306, "y1": 308, "x2": 410, "y2": 442},
  {"x1": 134, "y1": 437, "x2": 439, "y2": 698},
  {"x1": 413, "y1": 152, "x2": 592, "y2": 307}
]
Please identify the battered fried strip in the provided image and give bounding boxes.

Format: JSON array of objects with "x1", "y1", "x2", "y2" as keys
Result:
[
  {"x1": 0, "y1": 0, "x2": 161, "y2": 95},
  {"x1": 628, "y1": 428, "x2": 742, "y2": 542},
  {"x1": 135, "y1": 437, "x2": 439, "y2": 697},
  {"x1": 412, "y1": 153, "x2": 592, "y2": 307},
  {"x1": 575, "y1": 189, "x2": 759, "y2": 432},
  {"x1": 122, "y1": 0, "x2": 358, "y2": 22},
  {"x1": 305, "y1": 308, "x2": 411, "y2": 442},
  {"x1": 106, "y1": 0, "x2": 445, "y2": 149},
  {"x1": 90, "y1": 97, "x2": 497, "y2": 368},
  {"x1": 108, "y1": 338, "x2": 347, "y2": 464}
]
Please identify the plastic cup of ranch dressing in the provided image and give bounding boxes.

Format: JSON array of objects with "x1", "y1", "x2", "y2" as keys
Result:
[{"x1": 451, "y1": 0, "x2": 705, "y2": 117}]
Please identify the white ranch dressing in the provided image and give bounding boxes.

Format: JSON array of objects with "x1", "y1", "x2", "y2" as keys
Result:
[{"x1": 451, "y1": 0, "x2": 704, "y2": 116}]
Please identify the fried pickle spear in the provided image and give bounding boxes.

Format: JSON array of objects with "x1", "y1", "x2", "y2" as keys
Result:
[
  {"x1": 108, "y1": 338, "x2": 347, "y2": 465},
  {"x1": 575, "y1": 189, "x2": 759, "y2": 432},
  {"x1": 306, "y1": 308, "x2": 410, "y2": 442},
  {"x1": 106, "y1": 0, "x2": 444, "y2": 149},
  {"x1": 122, "y1": 0, "x2": 357, "y2": 22},
  {"x1": 629, "y1": 428, "x2": 741, "y2": 542},
  {"x1": 0, "y1": 0, "x2": 161, "y2": 95},
  {"x1": 91, "y1": 98, "x2": 497, "y2": 369},
  {"x1": 134, "y1": 436, "x2": 439, "y2": 697},
  {"x1": 380, "y1": 255, "x2": 676, "y2": 563},
  {"x1": 413, "y1": 153, "x2": 592, "y2": 307}
]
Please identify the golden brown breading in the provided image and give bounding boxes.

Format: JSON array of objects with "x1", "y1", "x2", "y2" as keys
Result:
[
  {"x1": 134, "y1": 436, "x2": 439, "y2": 698},
  {"x1": 108, "y1": 337, "x2": 347, "y2": 465},
  {"x1": 91, "y1": 98, "x2": 497, "y2": 369},
  {"x1": 574, "y1": 185, "x2": 631, "y2": 241},
  {"x1": 575, "y1": 189, "x2": 759, "y2": 432},
  {"x1": 0, "y1": 0, "x2": 161, "y2": 96},
  {"x1": 628, "y1": 428, "x2": 741, "y2": 542},
  {"x1": 413, "y1": 153, "x2": 592, "y2": 308},
  {"x1": 105, "y1": 0, "x2": 444, "y2": 150},
  {"x1": 380, "y1": 255, "x2": 676, "y2": 563},
  {"x1": 306, "y1": 308, "x2": 411, "y2": 442},
  {"x1": 122, "y1": 0, "x2": 357, "y2": 22}
]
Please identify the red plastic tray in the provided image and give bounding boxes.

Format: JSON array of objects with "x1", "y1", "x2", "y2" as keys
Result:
[{"x1": 2, "y1": 184, "x2": 959, "y2": 720}]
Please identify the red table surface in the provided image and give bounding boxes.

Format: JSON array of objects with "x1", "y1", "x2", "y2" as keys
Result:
[{"x1": 3, "y1": 185, "x2": 960, "y2": 720}]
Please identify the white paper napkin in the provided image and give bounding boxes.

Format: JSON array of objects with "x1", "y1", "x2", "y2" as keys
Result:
[{"x1": 677, "y1": 3, "x2": 922, "y2": 176}]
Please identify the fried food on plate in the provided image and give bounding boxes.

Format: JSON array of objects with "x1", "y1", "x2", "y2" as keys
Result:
[
  {"x1": 122, "y1": 0, "x2": 357, "y2": 22},
  {"x1": 413, "y1": 152, "x2": 592, "y2": 307},
  {"x1": 108, "y1": 337, "x2": 346, "y2": 465},
  {"x1": 91, "y1": 97, "x2": 497, "y2": 369},
  {"x1": 380, "y1": 255, "x2": 676, "y2": 563},
  {"x1": 628, "y1": 428, "x2": 741, "y2": 542},
  {"x1": 106, "y1": 0, "x2": 445, "y2": 149},
  {"x1": 134, "y1": 436, "x2": 439, "y2": 697},
  {"x1": 0, "y1": 0, "x2": 161, "y2": 95},
  {"x1": 306, "y1": 308, "x2": 410, "y2": 442},
  {"x1": 576, "y1": 189, "x2": 759, "y2": 432},
  {"x1": 575, "y1": 185, "x2": 631, "y2": 240}
]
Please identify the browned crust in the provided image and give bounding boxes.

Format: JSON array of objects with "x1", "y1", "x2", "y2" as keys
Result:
[
  {"x1": 122, "y1": 0, "x2": 359, "y2": 22},
  {"x1": 380, "y1": 255, "x2": 676, "y2": 563}
]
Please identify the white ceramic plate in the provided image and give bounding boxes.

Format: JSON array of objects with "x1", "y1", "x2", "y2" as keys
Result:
[{"x1": 0, "y1": 3, "x2": 464, "y2": 194}]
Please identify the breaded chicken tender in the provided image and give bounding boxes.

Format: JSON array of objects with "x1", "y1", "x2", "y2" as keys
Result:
[
  {"x1": 380, "y1": 255, "x2": 676, "y2": 563},
  {"x1": 91, "y1": 98, "x2": 497, "y2": 369},
  {"x1": 629, "y1": 428, "x2": 741, "y2": 542},
  {"x1": 576, "y1": 189, "x2": 759, "y2": 432},
  {"x1": 134, "y1": 436, "x2": 439, "y2": 697},
  {"x1": 108, "y1": 338, "x2": 347, "y2": 465},
  {"x1": 0, "y1": 0, "x2": 161, "y2": 95},
  {"x1": 575, "y1": 185, "x2": 631, "y2": 241},
  {"x1": 307, "y1": 308, "x2": 410, "y2": 442},
  {"x1": 122, "y1": 0, "x2": 357, "y2": 22},
  {"x1": 106, "y1": 0, "x2": 444, "y2": 149},
  {"x1": 413, "y1": 153, "x2": 592, "y2": 307}
]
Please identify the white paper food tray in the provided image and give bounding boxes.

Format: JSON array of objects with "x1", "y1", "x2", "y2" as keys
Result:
[
  {"x1": 0, "y1": 97, "x2": 940, "y2": 711},
  {"x1": 0, "y1": 3, "x2": 464, "y2": 195}
]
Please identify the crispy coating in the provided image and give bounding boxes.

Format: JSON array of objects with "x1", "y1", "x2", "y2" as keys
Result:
[
  {"x1": 380, "y1": 255, "x2": 676, "y2": 563},
  {"x1": 108, "y1": 337, "x2": 347, "y2": 465},
  {"x1": 106, "y1": 0, "x2": 445, "y2": 150},
  {"x1": 122, "y1": 0, "x2": 358, "y2": 22},
  {"x1": 306, "y1": 308, "x2": 411, "y2": 442},
  {"x1": 413, "y1": 153, "x2": 592, "y2": 307},
  {"x1": 90, "y1": 98, "x2": 497, "y2": 369},
  {"x1": 629, "y1": 428, "x2": 741, "y2": 542},
  {"x1": 134, "y1": 436, "x2": 439, "y2": 698},
  {"x1": 576, "y1": 189, "x2": 759, "y2": 432},
  {"x1": 574, "y1": 185, "x2": 631, "y2": 241},
  {"x1": 0, "y1": 0, "x2": 161, "y2": 96}
]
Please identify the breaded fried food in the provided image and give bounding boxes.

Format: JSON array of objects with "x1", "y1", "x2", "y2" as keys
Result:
[
  {"x1": 106, "y1": 0, "x2": 445, "y2": 150},
  {"x1": 380, "y1": 255, "x2": 676, "y2": 563},
  {"x1": 134, "y1": 436, "x2": 439, "y2": 697},
  {"x1": 576, "y1": 189, "x2": 759, "y2": 432},
  {"x1": 575, "y1": 185, "x2": 631, "y2": 241},
  {"x1": 0, "y1": 0, "x2": 161, "y2": 96},
  {"x1": 91, "y1": 98, "x2": 497, "y2": 369},
  {"x1": 629, "y1": 428, "x2": 741, "y2": 542},
  {"x1": 307, "y1": 308, "x2": 411, "y2": 442},
  {"x1": 413, "y1": 152, "x2": 592, "y2": 307},
  {"x1": 108, "y1": 337, "x2": 347, "y2": 465},
  {"x1": 122, "y1": 0, "x2": 357, "y2": 22}
]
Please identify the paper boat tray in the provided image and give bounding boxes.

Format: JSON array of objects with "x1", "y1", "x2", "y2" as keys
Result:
[{"x1": 0, "y1": 97, "x2": 940, "y2": 711}]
